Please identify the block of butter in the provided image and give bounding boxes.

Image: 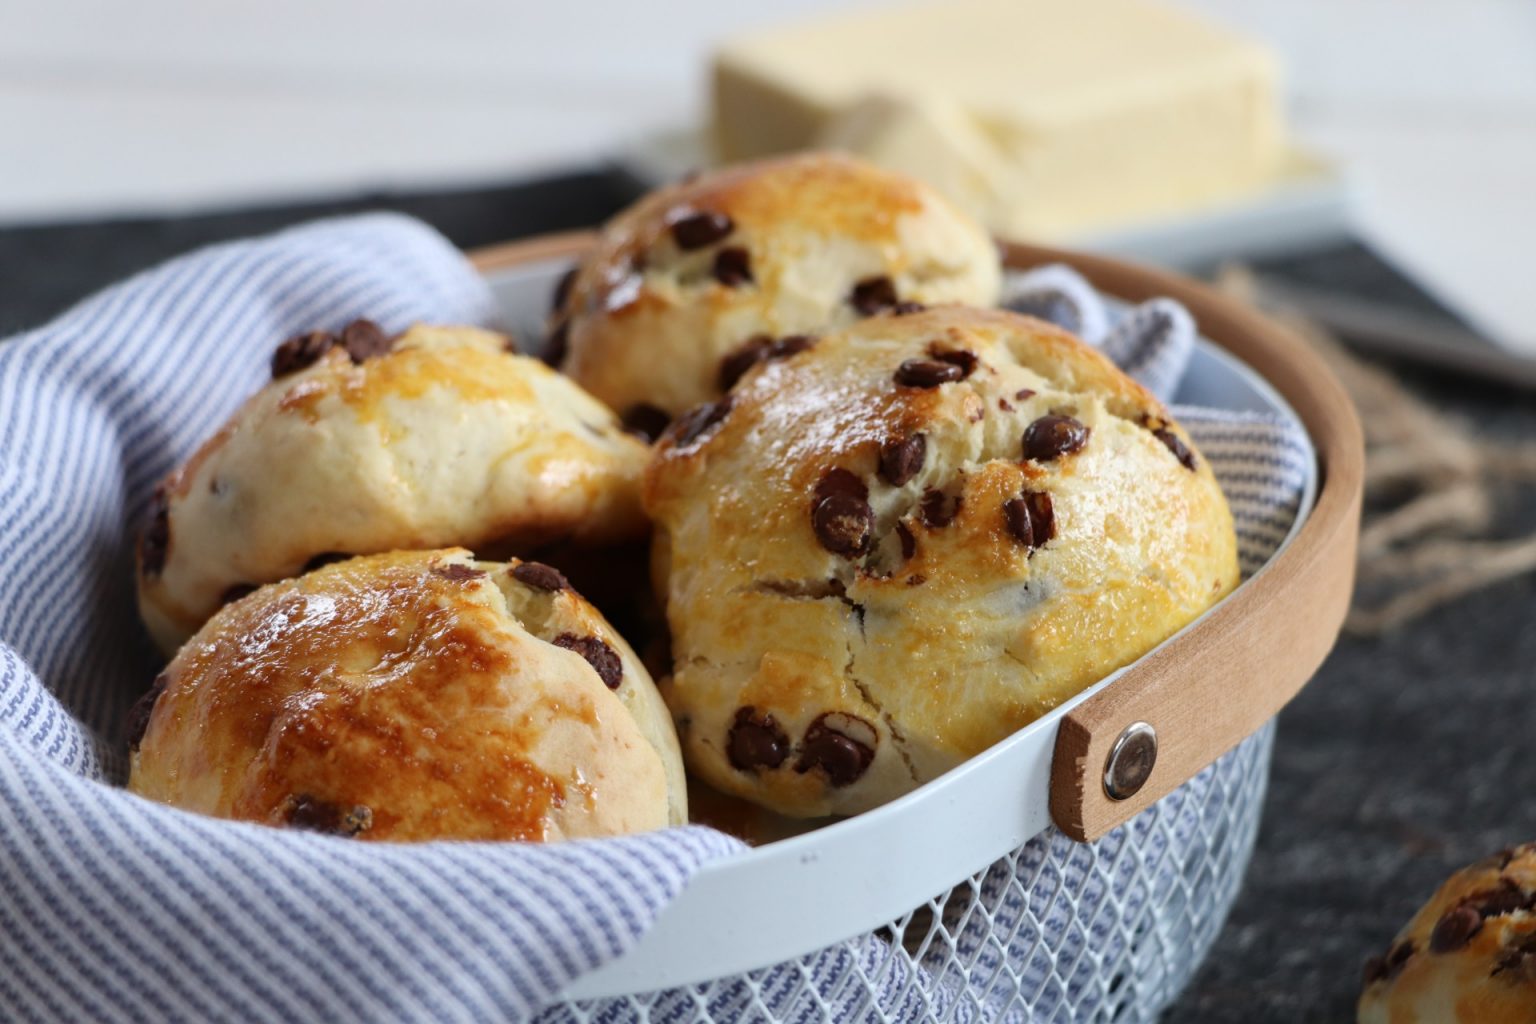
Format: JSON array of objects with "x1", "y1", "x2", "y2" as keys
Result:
[{"x1": 711, "y1": 0, "x2": 1283, "y2": 241}]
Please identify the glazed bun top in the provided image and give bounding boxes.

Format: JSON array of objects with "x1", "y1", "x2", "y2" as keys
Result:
[
  {"x1": 553, "y1": 152, "x2": 1002, "y2": 428},
  {"x1": 137, "y1": 321, "x2": 650, "y2": 654},
  {"x1": 128, "y1": 548, "x2": 686, "y2": 842}
]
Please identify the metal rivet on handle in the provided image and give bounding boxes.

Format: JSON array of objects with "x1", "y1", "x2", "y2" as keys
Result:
[{"x1": 1104, "y1": 721, "x2": 1157, "y2": 801}]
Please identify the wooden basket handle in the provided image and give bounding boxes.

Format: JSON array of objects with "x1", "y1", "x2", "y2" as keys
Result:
[{"x1": 1002, "y1": 243, "x2": 1365, "y2": 841}]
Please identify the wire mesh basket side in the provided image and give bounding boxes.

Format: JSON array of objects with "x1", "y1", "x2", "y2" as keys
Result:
[{"x1": 542, "y1": 720, "x2": 1274, "y2": 1024}]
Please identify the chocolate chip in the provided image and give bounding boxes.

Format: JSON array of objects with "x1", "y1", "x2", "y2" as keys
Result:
[
  {"x1": 302, "y1": 551, "x2": 351, "y2": 573},
  {"x1": 896, "y1": 521, "x2": 916, "y2": 561},
  {"x1": 1504, "y1": 931, "x2": 1536, "y2": 955},
  {"x1": 551, "y1": 267, "x2": 578, "y2": 312},
  {"x1": 621, "y1": 403, "x2": 671, "y2": 442},
  {"x1": 719, "y1": 335, "x2": 773, "y2": 390},
  {"x1": 919, "y1": 488, "x2": 961, "y2": 528},
  {"x1": 123, "y1": 672, "x2": 169, "y2": 749},
  {"x1": 890, "y1": 301, "x2": 926, "y2": 316},
  {"x1": 812, "y1": 470, "x2": 873, "y2": 555},
  {"x1": 1430, "y1": 904, "x2": 1483, "y2": 953},
  {"x1": 543, "y1": 320, "x2": 569, "y2": 368},
  {"x1": 1465, "y1": 882, "x2": 1534, "y2": 919},
  {"x1": 894, "y1": 359, "x2": 963, "y2": 388},
  {"x1": 998, "y1": 398, "x2": 1015, "y2": 413},
  {"x1": 906, "y1": 574, "x2": 926, "y2": 586},
  {"x1": 271, "y1": 330, "x2": 336, "y2": 378},
  {"x1": 719, "y1": 334, "x2": 817, "y2": 390},
  {"x1": 1002, "y1": 498, "x2": 1032, "y2": 546},
  {"x1": 930, "y1": 348, "x2": 978, "y2": 377},
  {"x1": 850, "y1": 276, "x2": 899, "y2": 315},
  {"x1": 139, "y1": 486, "x2": 171, "y2": 577},
  {"x1": 727, "y1": 707, "x2": 789, "y2": 771},
  {"x1": 1363, "y1": 940, "x2": 1415, "y2": 986},
  {"x1": 668, "y1": 396, "x2": 733, "y2": 447},
  {"x1": 1015, "y1": 388, "x2": 1036, "y2": 401},
  {"x1": 553, "y1": 633, "x2": 622, "y2": 689},
  {"x1": 287, "y1": 795, "x2": 373, "y2": 837},
  {"x1": 813, "y1": 494, "x2": 874, "y2": 558},
  {"x1": 431, "y1": 563, "x2": 487, "y2": 582},
  {"x1": 1003, "y1": 490, "x2": 1055, "y2": 552},
  {"x1": 1028, "y1": 491, "x2": 1056, "y2": 543},
  {"x1": 712, "y1": 247, "x2": 753, "y2": 287},
  {"x1": 340, "y1": 319, "x2": 391, "y2": 363},
  {"x1": 796, "y1": 714, "x2": 875, "y2": 787},
  {"x1": 768, "y1": 334, "x2": 816, "y2": 360},
  {"x1": 1151, "y1": 427, "x2": 1198, "y2": 471},
  {"x1": 1493, "y1": 933, "x2": 1536, "y2": 978},
  {"x1": 670, "y1": 211, "x2": 734, "y2": 250},
  {"x1": 878, "y1": 433, "x2": 927, "y2": 487},
  {"x1": 220, "y1": 583, "x2": 257, "y2": 606},
  {"x1": 1023, "y1": 414, "x2": 1090, "y2": 461},
  {"x1": 511, "y1": 561, "x2": 569, "y2": 592},
  {"x1": 814, "y1": 468, "x2": 868, "y2": 503}
]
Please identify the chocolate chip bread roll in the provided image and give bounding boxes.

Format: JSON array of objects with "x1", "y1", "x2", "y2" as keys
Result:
[
  {"x1": 643, "y1": 306, "x2": 1238, "y2": 818},
  {"x1": 128, "y1": 549, "x2": 686, "y2": 840},
  {"x1": 551, "y1": 152, "x2": 1001, "y2": 430},
  {"x1": 1359, "y1": 844, "x2": 1536, "y2": 1023},
  {"x1": 136, "y1": 322, "x2": 650, "y2": 654}
]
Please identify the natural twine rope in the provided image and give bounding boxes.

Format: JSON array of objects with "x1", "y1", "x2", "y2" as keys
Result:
[{"x1": 1218, "y1": 267, "x2": 1536, "y2": 635}]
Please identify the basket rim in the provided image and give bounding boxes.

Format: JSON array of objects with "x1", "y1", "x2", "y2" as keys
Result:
[{"x1": 469, "y1": 233, "x2": 1363, "y2": 998}]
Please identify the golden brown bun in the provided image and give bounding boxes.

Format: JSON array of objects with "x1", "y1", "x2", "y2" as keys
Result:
[
  {"x1": 1359, "y1": 844, "x2": 1536, "y2": 1023},
  {"x1": 643, "y1": 306, "x2": 1237, "y2": 818},
  {"x1": 136, "y1": 323, "x2": 650, "y2": 654},
  {"x1": 554, "y1": 152, "x2": 1001, "y2": 424},
  {"x1": 127, "y1": 549, "x2": 686, "y2": 841}
]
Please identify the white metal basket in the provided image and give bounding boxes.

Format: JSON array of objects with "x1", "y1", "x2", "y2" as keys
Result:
[
  {"x1": 472, "y1": 236, "x2": 1362, "y2": 1023},
  {"x1": 542, "y1": 724, "x2": 1274, "y2": 1023}
]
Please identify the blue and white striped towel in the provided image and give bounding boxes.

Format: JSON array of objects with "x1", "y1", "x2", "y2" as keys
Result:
[{"x1": 0, "y1": 214, "x2": 1310, "y2": 1023}]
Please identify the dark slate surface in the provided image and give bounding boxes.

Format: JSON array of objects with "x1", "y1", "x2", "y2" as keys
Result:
[
  {"x1": 3, "y1": 172, "x2": 1533, "y2": 1021},
  {"x1": 1175, "y1": 246, "x2": 1536, "y2": 1020}
]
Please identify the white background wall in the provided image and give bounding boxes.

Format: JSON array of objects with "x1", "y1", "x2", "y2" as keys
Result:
[{"x1": 1, "y1": 0, "x2": 1533, "y2": 350}]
